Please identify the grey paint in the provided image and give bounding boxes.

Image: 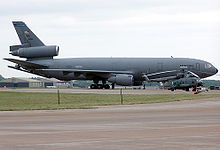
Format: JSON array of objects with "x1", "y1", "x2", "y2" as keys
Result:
[
  {"x1": 10, "y1": 46, "x2": 59, "y2": 59},
  {"x1": 31, "y1": 57, "x2": 217, "y2": 81},
  {"x1": 5, "y1": 21, "x2": 218, "y2": 87},
  {"x1": 12, "y1": 21, "x2": 44, "y2": 47}
]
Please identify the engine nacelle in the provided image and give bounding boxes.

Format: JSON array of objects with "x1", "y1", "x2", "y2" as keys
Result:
[
  {"x1": 10, "y1": 43, "x2": 30, "y2": 51},
  {"x1": 10, "y1": 45, "x2": 59, "y2": 58},
  {"x1": 108, "y1": 74, "x2": 134, "y2": 86}
]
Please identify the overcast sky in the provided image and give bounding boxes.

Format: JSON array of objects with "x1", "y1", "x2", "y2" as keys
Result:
[{"x1": 0, "y1": 0, "x2": 220, "y2": 79}]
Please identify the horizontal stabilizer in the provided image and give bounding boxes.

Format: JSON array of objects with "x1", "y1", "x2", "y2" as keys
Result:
[{"x1": 4, "y1": 58, "x2": 48, "y2": 69}]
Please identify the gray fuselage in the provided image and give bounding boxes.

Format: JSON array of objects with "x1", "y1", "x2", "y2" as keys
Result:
[{"x1": 31, "y1": 57, "x2": 218, "y2": 82}]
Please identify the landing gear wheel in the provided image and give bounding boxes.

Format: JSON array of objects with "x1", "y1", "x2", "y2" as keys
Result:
[
  {"x1": 97, "y1": 84, "x2": 103, "y2": 89},
  {"x1": 104, "y1": 84, "x2": 110, "y2": 89},
  {"x1": 90, "y1": 84, "x2": 97, "y2": 89}
]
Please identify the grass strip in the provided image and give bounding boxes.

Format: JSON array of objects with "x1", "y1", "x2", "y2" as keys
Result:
[{"x1": 0, "y1": 91, "x2": 219, "y2": 111}]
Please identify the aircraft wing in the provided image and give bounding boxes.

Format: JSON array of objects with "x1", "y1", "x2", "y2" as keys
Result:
[
  {"x1": 36, "y1": 68, "x2": 133, "y2": 74},
  {"x1": 4, "y1": 58, "x2": 48, "y2": 69}
]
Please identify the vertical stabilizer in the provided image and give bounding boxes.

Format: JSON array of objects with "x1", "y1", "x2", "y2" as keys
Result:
[{"x1": 12, "y1": 21, "x2": 45, "y2": 47}]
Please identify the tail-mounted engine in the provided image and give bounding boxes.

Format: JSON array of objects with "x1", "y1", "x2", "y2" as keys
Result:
[{"x1": 9, "y1": 45, "x2": 59, "y2": 59}]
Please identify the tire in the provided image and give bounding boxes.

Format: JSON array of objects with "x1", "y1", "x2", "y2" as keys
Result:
[
  {"x1": 90, "y1": 84, "x2": 97, "y2": 89},
  {"x1": 104, "y1": 84, "x2": 110, "y2": 89},
  {"x1": 97, "y1": 84, "x2": 103, "y2": 89}
]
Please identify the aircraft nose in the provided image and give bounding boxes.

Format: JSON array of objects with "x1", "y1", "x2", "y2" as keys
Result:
[{"x1": 216, "y1": 68, "x2": 218, "y2": 74}]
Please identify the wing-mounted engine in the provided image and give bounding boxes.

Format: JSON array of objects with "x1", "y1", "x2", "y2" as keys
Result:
[
  {"x1": 108, "y1": 74, "x2": 134, "y2": 86},
  {"x1": 10, "y1": 45, "x2": 59, "y2": 59}
]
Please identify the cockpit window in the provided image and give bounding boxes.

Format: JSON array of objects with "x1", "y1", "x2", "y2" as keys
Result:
[{"x1": 205, "y1": 64, "x2": 212, "y2": 69}]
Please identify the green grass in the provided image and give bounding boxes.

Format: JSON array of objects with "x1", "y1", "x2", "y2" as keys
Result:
[{"x1": 0, "y1": 91, "x2": 220, "y2": 111}]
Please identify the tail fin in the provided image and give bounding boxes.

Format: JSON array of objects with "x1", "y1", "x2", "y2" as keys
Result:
[{"x1": 12, "y1": 21, "x2": 45, "y2": 47}]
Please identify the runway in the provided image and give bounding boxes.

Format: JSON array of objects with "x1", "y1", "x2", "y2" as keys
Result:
[{"x1": 0, "y1": 97, "x2": 220, "y2": 150}]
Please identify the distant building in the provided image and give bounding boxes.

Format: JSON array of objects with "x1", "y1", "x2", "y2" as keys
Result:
[
  {"x1": 0, "y1": 77, "x2": 43, "y2": 88},
  {"x1": 202, "y1": 80, "x2": 220, "y2": 87},
  {"x1": 32, "y1": 77, "x2": 56, "y2": 88},
  {"x1": 0, "y1": 77, "x2": 73, "y2": 88},
  {"x1": 210, "y1": 86, "x2": 220, "y2": 90},
  {"x1": 0, "y1": 77, "x2": 59, "y2": 88}
]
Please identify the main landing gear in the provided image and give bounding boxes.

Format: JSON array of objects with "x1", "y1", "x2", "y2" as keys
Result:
[
  {"x1": 90, "y1": 84, "x2": 110, "y2": 89},
  {"x1": 90, "y1": 79, "x2": 115, "y2": 89}
]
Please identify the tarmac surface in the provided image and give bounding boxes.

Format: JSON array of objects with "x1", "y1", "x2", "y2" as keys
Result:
[{"x1": 0, "y1": 96, "x2": 220, "y2": 150}]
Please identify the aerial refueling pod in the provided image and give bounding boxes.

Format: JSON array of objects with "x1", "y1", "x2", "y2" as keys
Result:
[
  {"x1": 10, "y1": 45, "x2": 59, "y2": 59},
  {"x1": 108, "y1": 74, "x2": 134, "y2": 86}
]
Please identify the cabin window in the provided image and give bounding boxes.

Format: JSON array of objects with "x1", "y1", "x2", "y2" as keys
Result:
[
  {"x1": 205, "y1": 63, "x2": 212, "y2": 69},
  {"x1": 196, "y1": 63, "x2": 200, "y2": 71}
]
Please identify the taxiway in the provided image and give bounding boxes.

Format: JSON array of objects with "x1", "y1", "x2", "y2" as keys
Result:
[{"x1": 0, "y1": 97, "x2": 220, "y2": 150}]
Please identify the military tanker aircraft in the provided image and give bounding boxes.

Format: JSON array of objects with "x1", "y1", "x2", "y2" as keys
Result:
[{"x1": 4, "y1": 21, "x2": 218, "y2": 91}]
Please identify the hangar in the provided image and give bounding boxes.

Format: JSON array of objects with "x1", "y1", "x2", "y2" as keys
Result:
[{"x1": 0, "y1": 77, "x2": 54, "y2": 88}]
